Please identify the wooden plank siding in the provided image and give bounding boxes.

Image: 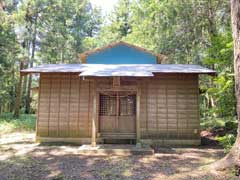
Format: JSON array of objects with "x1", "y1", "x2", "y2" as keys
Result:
[
  {"x1": 37, "y1": 73, "x2": 92, "y2": 138},
  {"x1": 140, "y1": 74, "x2": 200, "y2": 140},
  {"x1": 37, "y1": 73, "x2": 200, "y2": 142}
]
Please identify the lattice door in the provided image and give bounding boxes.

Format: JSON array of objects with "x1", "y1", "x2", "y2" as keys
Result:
[{"x1": 99, "y1": 92, "x2": 136, "y2": 134}]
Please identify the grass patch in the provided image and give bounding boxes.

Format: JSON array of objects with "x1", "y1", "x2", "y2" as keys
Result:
[{"x1": 0, "y1": 113, "x2": 36, "y2": 135}]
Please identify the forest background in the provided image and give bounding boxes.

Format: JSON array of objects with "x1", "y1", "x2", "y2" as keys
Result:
[{"x1": 0, "y1": 0, "x2": 236, "y2": 149}]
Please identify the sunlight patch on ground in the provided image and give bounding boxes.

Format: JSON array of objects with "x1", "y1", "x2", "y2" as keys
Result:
[{"x1": 0, "y1": 132, "x2": 35, "y2": 145}]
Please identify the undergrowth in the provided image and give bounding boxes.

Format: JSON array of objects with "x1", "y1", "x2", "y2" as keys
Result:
[{"x1": 0, "y1": 113, "x2": 36, "y2": 135}]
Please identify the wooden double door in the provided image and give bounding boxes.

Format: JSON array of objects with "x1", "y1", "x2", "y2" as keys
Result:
[{"x1": 99, "y1": 91, "x2": 136, "y2": 136}]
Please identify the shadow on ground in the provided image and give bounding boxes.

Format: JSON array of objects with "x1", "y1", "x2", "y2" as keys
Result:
[{"x1": 0, "y1": 133, "x2": 237, "y2": 180}]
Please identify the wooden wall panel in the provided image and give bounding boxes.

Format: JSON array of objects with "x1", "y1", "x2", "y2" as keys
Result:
[
  {"x1": 48, "y1": 74, "x2": 60, "y2": 137},
  {"x1": 140, "y1": 74, "x2": 200, "y2": 140},
  {"x1": 69, "y1": 74, "x2": 80, "y2": 137},
  {"x1": 147, "y1": 83, "x2": 158, "y2": 138},
  {"x1": 79, "y1": 81, "x2": 91, "y2": 137},
  {"x1": 140, "y1": 82, "x2": 147, "y2": 136},
  {"x1": 88, "y1": 81, "x2": 93, "y2": 137},
  {"x1": 59, "y1": 74, "x2": 70, "y2": 137},
  {"x1": 37, "y1": 73, "x2": 92, "y2": 138},
  {"x1": 37, "y1": 73, "x2": 199, "y2": 141},
  {"x1": 37, "y1": 73, "x2": 51, "y2": 136}
]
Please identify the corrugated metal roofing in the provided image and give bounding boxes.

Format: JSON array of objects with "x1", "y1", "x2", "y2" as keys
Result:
[
  {"x1": 80, "y1": 70, "x2": 154, "y2": 77},
  {"x1": 21, "y1": 64, "x2": 216, "y2": 76}
]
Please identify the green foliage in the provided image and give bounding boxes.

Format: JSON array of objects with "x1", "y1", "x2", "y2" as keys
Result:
[
  {"x1": 200, "y1": 32, "x2": 235, "y2": 118},
  {"x1": 0, "y1": 113, "x2": 36, "y2": 135},
  {"x1": 225, "y1": 121, "x2": 238, "y2": 132},
  {"x1": 201, "y1": 116, "x2": 237, "y2": 130},
  {"x1": 95, "y1": 0, "x2": 235, "y2": 126},
  {"x1": 0, "y1": 3, "x2": 20, "y2": 113},
  {"x1": 36, "y1": 0, "x2": 102, "y2": 63},
  {"x1": 0, "y1": 0, "x2": 102, "y2": 114},
  {"x1": 201, "y1": 117, "x2": 237, "y2": 151},
  {"x1": 93, "y1": 0, "x2": 132, "y2": 46},
  {"x1": 15, "y1": 0, "x2": 102, "y2": 64},
  {"x1": 30, "y1": 92, "x2": 38, "y2": 113},
  {"x1": 216, "y1": 134, "x2": 236, "y2": 153},
  {"x1": 200, "y1": 117, "x2": 226, "y2": 130},
  {"x1": 0, "y1": 0, "x2": 236, "y2": 148}
]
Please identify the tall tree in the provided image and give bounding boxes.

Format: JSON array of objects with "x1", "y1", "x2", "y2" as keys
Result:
[
  {"x1": 95, "y1": 0, "x2": 132, "y2": 46},
  {"x1": 13, "y1": 0, "x2": 102, "y2": 114},
  {"x1": 38, "y1": 0, "x2": 101, "y2": 63},
  {"x1": 124, "y1": 0, "x2": 229, "y2": 64},
  {"x1": 0, "y1": 0, "x2": 20, "y2": 113},
  {"x1": 23, "y1": 0, "x2": 42, "y2": 113},
  {"x1": 212, "y1": 0, "x2": 240, "y2": 170}
]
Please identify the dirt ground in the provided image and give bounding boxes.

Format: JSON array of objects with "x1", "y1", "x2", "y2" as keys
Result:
[{"x1": 0, "y1": 133, "x2": 237, "y2": 180}]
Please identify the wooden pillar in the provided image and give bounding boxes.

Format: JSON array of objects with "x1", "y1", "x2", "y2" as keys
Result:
[
  {"x1": 136, "y1": 89, "x2": 141, "y2": 147},
  {"x1": 91, "y1": 80, "x2": 97, "y2": 147}
]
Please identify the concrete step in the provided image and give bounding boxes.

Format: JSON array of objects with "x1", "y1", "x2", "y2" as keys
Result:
[{"x1": 77, "y1": 144, "x2": 154, "y2": 156}]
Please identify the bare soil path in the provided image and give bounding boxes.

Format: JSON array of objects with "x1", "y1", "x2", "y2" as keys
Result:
[{"x1": 0, "y1": 133, "x2": 237, "y2": 180}]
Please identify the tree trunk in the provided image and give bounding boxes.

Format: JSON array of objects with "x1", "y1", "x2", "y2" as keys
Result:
[
  {"x1": 25, "y1": 17, "x2": 37, "y2": 114},
  {"x1": 212, "y1": 0, "x2": 240, "y2": 170},
  {"x1": 14, "y1": 61, "x2": 24, "y2": 118},
  {"x1": 10, "y1": 67, "x2": 15, "y2": 112},
  {"x1": 25, "y1": 68, "x2": 32, "y2": 114}
]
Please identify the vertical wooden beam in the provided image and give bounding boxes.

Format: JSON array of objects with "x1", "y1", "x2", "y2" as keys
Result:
[
  {"x1": 156, "y1": 83, "x2": 159, "y2": 137},
  {"x1": 57, "y1": 74, "x2": 62, "y2": 137},
  {"x1": 176, "y1": 81, "x2": 179, "y2": 139},
  {"x1": 88, "y1": 81, "x2": 91, "y2": 137},
  {"x1": 47, "y1": 74, "x2": 52, "y2": 137},
  {"x1": 77, "y1": 76, "x2": 81, "y2": 137},
  {"x1": 196, "y1": 75, "x2": 200, "y2": 139},
  {"x1": 36, "y1": 73, "x2": 42, "y2": 137},
  {"x1": 113, "y1": 77, "x2": 120, "y2": 87},
  {"x1": 96, "y1": 92, "x2": 100, "y2": 138},
  {"x1": 166, "y1": 83, "x2": 169, "y2": 139},
  {"x1": 116, "y1": 91, "x2": 119, "y2": 130},
  {"x1": 68, "y1": 73, "x2": 72, "y2": 137},
  {"x1": 91, "y1": 80, "x2": 97, "y2": 147},
  {"x1": 146, "y1": 80, "x2": 148, "y2": 138},
  {"x1": 136, "y1": 88, "x2": 141, "y2": 147}
]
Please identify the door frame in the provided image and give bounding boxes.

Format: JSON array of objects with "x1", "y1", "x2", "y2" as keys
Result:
[
  {"x1": 98, "y1": 91, "x2": 137, "y2": 135},
  {"x1": 91, "y1": 86, "x2": 141, "y2": 145}
]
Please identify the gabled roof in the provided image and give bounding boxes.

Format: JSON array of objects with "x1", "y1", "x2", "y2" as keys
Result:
[
  {"x1": 79, "y1": 41, "x2": 167, "y2": 64},
  {"x1": 21, "y1": 64, "x2": 216, "y2": 76}
]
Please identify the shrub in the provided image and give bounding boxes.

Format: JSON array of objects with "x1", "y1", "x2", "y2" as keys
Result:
[
  {"x1": 200, "y1": 117, "x2": 226, "y2": 130},
  {"x1": 216, "y1": 134, "x2": 236, "y2": 153},
  {"x1": 0, "y1": 113, "x2": 36, "y2": 135},
  {"x1": 225, "y1": 121, "x2": 238, "y2": 132}
]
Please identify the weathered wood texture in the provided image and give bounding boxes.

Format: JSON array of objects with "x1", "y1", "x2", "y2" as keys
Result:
[
  {"x1": 37, "y1": 73, "x2": 92, "y2": 137},
  {"x1": 140, "y1": 74, "x2": 199, "y2": 140},
  {"x1": 37, "y1": 73, "x2": 199, "y2": 141}
]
